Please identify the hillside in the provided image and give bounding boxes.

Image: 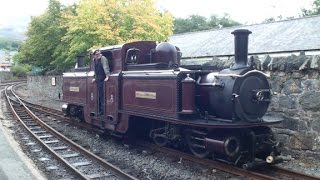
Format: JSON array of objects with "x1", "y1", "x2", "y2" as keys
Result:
[{"x1": 0, "y1": 27, "x2": 26, "y2": 41}]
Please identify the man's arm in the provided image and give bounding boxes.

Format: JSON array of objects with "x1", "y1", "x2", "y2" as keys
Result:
[
  {"x1": 101, "y1": 56, "x2": 110, "y2": 76},
  {"x1": 91, "y1": 58, "x2": 96, "y2": 83}
]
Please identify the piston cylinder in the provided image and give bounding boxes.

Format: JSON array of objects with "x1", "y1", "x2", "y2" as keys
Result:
[{"x1": 205, "y1": 136, "x2": 240, "y2": 157}]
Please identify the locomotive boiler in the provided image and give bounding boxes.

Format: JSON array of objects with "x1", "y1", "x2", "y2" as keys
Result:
[{"x1": 62, "y1": 29, "x2": 282, "y2": 167}]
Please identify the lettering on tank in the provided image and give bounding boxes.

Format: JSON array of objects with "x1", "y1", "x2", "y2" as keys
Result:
[
  {"x1": 135, "y1": 91, "x2": 156, "y2": 99},
  {"x1": 69, "y1": 87, "x2": 79, "y2": 92}
]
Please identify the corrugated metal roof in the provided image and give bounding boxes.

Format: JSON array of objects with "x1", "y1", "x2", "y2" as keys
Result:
[{"x1": 169, "y1": 15, "x2": 320, "y2": 58}]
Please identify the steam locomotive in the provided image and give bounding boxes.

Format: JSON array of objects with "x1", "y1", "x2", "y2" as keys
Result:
[{"x1": 62, "y1": 29, "x2": 282, "y2": 168}]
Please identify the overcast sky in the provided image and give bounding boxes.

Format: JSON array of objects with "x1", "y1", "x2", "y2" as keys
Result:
[
  {"x1": 0, "y1": 0, "x2": 75, "y2": 31},
  {"x1": 0, "y1": 0, "x2": 314, "y2": 31},
  {"x1": 157, "y1": 0, "x2": 314, "y2": 23}
]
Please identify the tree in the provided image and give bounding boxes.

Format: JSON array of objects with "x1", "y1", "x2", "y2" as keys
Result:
[
  {"x1": 10, "y1": 64, "x2": 32, "y2": 77},
  {"x1": 61, "y1": 0, "x2": 173, "y2": 69},
  {"x1": 16, "y1": 0, "x2": 173, "y2": 72},
  {"x1": 302, "y1": 0, "x2": 320, "y2": 16},
  {"x1": 173, "y1": 14, "x2": 241, "y2": 34},
  {"x1": 173, "y1": 15, "x2": 210, "y2": 34},
  {"x1": 0, "y1": 38, "x2": 22, "y2": 51},
  {"x1": 209, "y1": 14, "x2": 241, "y2": 28},
  {"x1": 17, "y1": 0, "x2": 70, "y2": 72},
  {"x1": 118, "y1": 0, "x2": 173, "y2": 41}
]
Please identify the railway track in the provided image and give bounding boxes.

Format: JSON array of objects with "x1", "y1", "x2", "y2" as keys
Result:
[
  {"x1": 9, "y1": 83, "x2": 320, "y2": 180},
  {"x1": 4, "y1": 85, "x2": 136, "y2": 180},
  {"x1": 0, "y1": 79, "x2": 27, "y2": 86},
  {"x1": 17, "y1": 97, "x2": 104, "y2": 134},
  {"x1": 140, "y1": 142, "x2": 320, "y2": 180}
]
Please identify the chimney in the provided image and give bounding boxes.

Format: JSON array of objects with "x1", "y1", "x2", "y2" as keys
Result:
[
  {"x1": 76, "y1": 55, "x2": 85, "y2": 68},
  {"x1": 231, "y1": 29, "x2": 252, "y2": 70}
]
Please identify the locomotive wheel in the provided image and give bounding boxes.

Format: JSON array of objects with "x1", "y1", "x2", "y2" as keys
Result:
[
  {"x1": 186, "y1": 130, "x2": 210, "y2": 158},
  {"x1": 153, "y1": 134, "x2": 169, "y2": 147}
]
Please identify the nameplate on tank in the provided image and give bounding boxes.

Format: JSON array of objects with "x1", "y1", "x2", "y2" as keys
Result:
[
  {"x1": 69, "y1": 86, "x2": 80, "y2": 92},
  {"x1": 135, "y1": 91, "x2": 156, "y2": 99}
]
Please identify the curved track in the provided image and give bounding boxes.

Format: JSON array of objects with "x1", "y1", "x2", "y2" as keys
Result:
[
  {"x1": 0, "y1": 80, "x2": 27, "y2": 86},
  {"x1": 5, "y1": 84, "x2": 136, "y2": 180}
]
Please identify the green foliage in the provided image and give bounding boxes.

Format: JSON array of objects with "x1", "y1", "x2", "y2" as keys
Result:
[
  {"x1": 302, "y1": 0, "x2": 320, "y2": 16},
  {"x1": 62, "y1": 0, "x2": 173, "y2": 66},
  {"x1": 208, "y1": 14, "x2": 241, "y2": 28},
  {"x1": 0, "y1": 38, "x2": 22, "y2": 51},
  {"x1": 174, "y1": 15, "x2": 210, "y2": 34},
  {"x1": 15, "y1": 0, "x2": 173, "y2": 73},
  {"x1": 17, "y1": 0, "x2": 69, "y2": 72},
  {"x1": 10, "y1": 64, "x2": 32, "y2": 77},
  {"x1": 173, "y1": 14, "x2": 241, "y2": 34}
]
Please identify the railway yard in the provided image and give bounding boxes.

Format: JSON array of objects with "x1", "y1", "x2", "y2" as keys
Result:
[
  {"x1": 1, "y1": 1, "x2": 320, "y2": 179},
  {"x1": 0, "y1": 81, "x2": 319, "y2": 179}
]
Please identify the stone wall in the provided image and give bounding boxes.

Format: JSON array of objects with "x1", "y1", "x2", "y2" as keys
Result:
[
  {"x1": 27, "y1": 53, "x2": 320, "y2": 154},
  {"x1": 270, "y1": 70, "x2": 320, "y2": 154},
  {"x1": 27, "y1": 75, "x2": 63, "y2": 100},
  {"x1": 0, "y1": 71, "x2": 14, "y2": 82},
  {"x1": 266, "y1": 55, "x2": 320, "y2": 155}
]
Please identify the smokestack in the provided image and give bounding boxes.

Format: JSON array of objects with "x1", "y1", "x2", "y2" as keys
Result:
[
  {"x1": 231, "y1": 29, "x2": 252, "y2": 70},
  {"x1": 76, "y1": 55, "x2": 85, "y2": 68}
]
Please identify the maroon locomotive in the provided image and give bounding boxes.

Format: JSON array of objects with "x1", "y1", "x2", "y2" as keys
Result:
[{"x1": 62, "y1": 29, "x2": 282, "y2": 168}]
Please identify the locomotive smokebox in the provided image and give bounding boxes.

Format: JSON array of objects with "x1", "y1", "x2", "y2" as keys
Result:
[
  {"x1": 200, "y1": 29, "x2": 271, "y2": 122},
  {"x1": 231, "y1": 29, "x2": 252, "y2": 70}
]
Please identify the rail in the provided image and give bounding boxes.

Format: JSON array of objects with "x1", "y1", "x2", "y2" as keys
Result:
[
  {"x1": 141, "y1": 142, "x2": 320, "y2": 180},
  {"x1": 5, "y1": 84, "x2": 136, "y2": 180}
]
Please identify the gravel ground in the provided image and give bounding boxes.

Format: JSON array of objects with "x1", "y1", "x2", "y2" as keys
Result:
[
  {"x1": 11, "y1": 84, "x2": 320, "y2": 178},
  {"x1": 279, "y1": 149, "x2": 320, "y2": 177}
]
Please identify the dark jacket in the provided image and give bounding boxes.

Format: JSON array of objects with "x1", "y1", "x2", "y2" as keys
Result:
[{"x1": 94, "y1": 55, "x2": 110, "y2": 80}]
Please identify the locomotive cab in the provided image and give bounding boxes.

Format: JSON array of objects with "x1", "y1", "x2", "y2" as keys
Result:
[{"x1": 62, "y1": 47, "x2": 118, "y2": 123}]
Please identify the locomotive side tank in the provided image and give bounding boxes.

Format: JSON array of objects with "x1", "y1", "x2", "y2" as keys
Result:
[
  {"x1": 121, "y1": 42, "x2": 182, "y2": 118},
  {"x1": 62, "y1": 70, "x2": 88, "y2": 121},
  {"x1": 62, "y1": 29, "x2": 282, "y2": 168}
]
